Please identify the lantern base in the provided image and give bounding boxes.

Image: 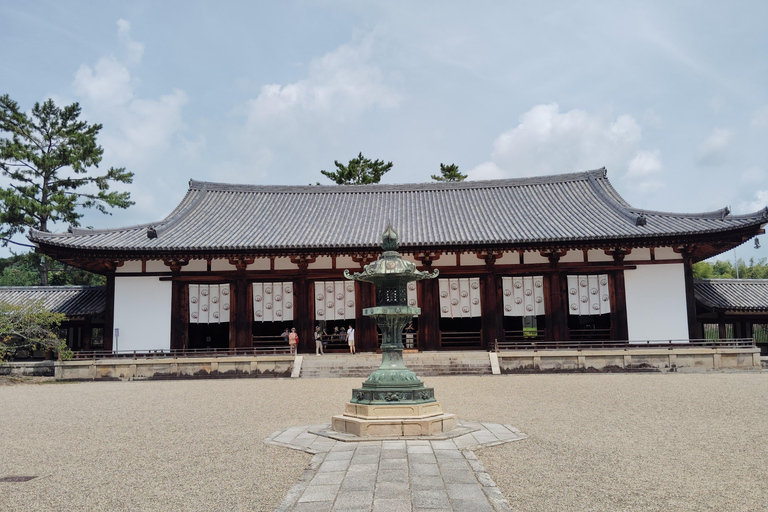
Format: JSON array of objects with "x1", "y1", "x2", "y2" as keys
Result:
[{"x1": 332, "y1": 401, "x2": 457, "y2": 437}]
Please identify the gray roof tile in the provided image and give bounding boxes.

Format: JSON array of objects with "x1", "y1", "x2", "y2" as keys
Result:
[
  {"x1": 694, "y1": 279, "x2": 768, "y2": 312},
  {"x1": 0, "y1": 286, "x2": 106, "y2": 316},
  {"x1": 28, "y1": 169, "x2": 768, "y2": 253}
]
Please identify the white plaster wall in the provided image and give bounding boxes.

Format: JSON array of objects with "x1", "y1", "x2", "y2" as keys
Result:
[
  {"x1": 624, "y1": 248, "x2": 651, "y2": 262},
  {"x1": 113, "y1": 277, "x2": 172, "y2": 352},
  {"x1": 586, "y1": 250, "x2": 613, "y2": 262},
  {"x1": 145, "y1": 260, "x2": 168, "y2": 273},
  {"x1": 558, "y1": 250, "x2": 584, "y2": 263},
  {"x1": 185, "y1": 259, "x2": 207, "y2": 272},
  {"x1": 116, "y1": 261, "x2": 142, "y2": 273},
  {"x1": 655, "y1": 247, "x2": 683, "y2": 260},
  {"x1": 211, "y1": 259, "x2": 236, "y2": 271},
  {"x1": 248, "y1": 258, "x2": 270, "y2": 271},
  {"x1": 624, "y1": 264, "x2": 689, "y2": 342},
  {"x1": 309, "y1": 256, "x2": 333, "y2": 269},
  {"x1": 274, "y1": 257, "x2": 297, "y2": 270},
  {"x1": 523, "y1": 251, "x2": 548, "y2": 264}
]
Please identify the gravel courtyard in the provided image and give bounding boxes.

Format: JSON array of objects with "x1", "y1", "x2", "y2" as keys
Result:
[{"x1": 1, "y1": 373, "x2": 766, "y2": 511}]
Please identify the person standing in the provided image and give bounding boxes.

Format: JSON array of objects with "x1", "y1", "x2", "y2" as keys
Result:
[
  {"x1": 288, "y1": 327, "x2": 298, "y2": 356},
  {"x1": 314, "y1": 326, "x2": 324, "y2": 355},
  {"x1": 347, "y1": 325, "x2": 355, "y2": 354}
]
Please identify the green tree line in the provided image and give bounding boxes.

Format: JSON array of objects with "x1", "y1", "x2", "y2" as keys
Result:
[{"x1": 693, "y1": 258, "x2": 768, "y2": 279}]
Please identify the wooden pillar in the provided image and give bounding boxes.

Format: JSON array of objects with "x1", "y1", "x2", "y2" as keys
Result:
[
  {"x1": 683, "y1": 256, "x2": 701, "y2": 340},
  {"x1": 103, "y1": 273, "x2": 115, "y2": 352},
  {"x1": 82, "y1": 316, "x2": 92, "y2": 351},
  {"x1": 230, "y1": 277, "x2": 252, "y2": 348},
  {"x1": 357, "y1": 282, "x2": 378, "y2": 352},
  {"x1": 170, "y1": 280, "x2": 189, "y2": 351},
  {"x1": 609, "y1": 271, "x2": 629, "y2": 341},
  {"x1": 718, "y1": 313, "x2": 727, "y2": 340},
  {"x1": 481, "y1": 273, "x2": 503, "y2": 350},
  {"x1": 419, "y1": 278, "x2": 441, "y2": 351},
  {"x1": 546, "y1": 272, "x2": 568, "y2": 341},
  {"x1": 294, "y1": 277, "x2": 313, "y2": 354}
]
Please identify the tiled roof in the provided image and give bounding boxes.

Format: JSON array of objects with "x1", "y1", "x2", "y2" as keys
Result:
[
  {"x1": 694, "y1": 279, "x2": 768, "y2": 312},
  {"x1": 28, "y1": 169, "x2": 768, "y2": 253},
  {"x1": 0, "y1": 286, "x2": 106, "y2": 316}
]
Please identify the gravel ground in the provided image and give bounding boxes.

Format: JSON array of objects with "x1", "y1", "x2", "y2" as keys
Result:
[{"x1": 1, "y1": 373, "x2": 767, "y2": 511}]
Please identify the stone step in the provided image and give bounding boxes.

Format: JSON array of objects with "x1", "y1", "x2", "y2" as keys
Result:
[{"x1": 298, "y1": 351, "x2": 493, "y2": 378}]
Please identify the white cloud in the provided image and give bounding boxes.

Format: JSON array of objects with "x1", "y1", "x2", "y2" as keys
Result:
[
  {"x1": 739, "y1": 189, "x2": 768, "y2": 213},
  {"x1": 244, "y1": 34, "x2": 400, "y2": 127},
  {"x1": 71, "y1": 20, "x2": 189, "y2": 164},
  {"x1": 695, "y1": 128, "x2": 732, "y2": 166},
  {"x1": 467, "y1": 103, "x2": 646, "y2": 180},
  {"x1": 73, "y1": 56, "x2": 134, "y2": 107},
  {"x1": 117, "y1": 19, "x2": 144, "y2": 65},
  {"x1": 625, "y1": 149, "x2": 664, "y2": 192},
  {"x1": 626, "y1": 149, "x2": 662, "y2": 177}
]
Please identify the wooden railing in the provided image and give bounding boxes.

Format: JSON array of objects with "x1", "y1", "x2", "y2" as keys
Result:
[
  {"x1": 439, "y1": 331, "x2": 482, "y2": 349},
  {"x1": 72, "y1": 345, "x2": 290, "y2": 360},
  {"x1": 569, "y1": 328, "x2": 612, "y2": 341},
  {"x1": 504, "y1": 329, "x2": 546, "y2": 341},
  {"x1": 494, "y1": 338, "x2": 756, "y2": 351}
]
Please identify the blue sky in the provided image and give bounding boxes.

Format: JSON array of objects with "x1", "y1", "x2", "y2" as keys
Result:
[{"x1": 2, "y1": 1, "x2": 767, "y2": 261}]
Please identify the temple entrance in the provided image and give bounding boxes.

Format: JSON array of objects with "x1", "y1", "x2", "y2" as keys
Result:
[
  {"x1": 503, "y1": 315, "x2": 546, "y2": 342},
  {"x1": 188, "y1": 323, "x2": 230, "y2": 350},
  {"x1": 439, "y1": 317, "x2": 482, "y2": 349}
]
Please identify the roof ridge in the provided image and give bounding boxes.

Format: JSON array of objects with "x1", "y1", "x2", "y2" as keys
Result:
[
  {"x1": 585, "y1": 170, "x2": 645, "y2": 227},
  {"x1": 187, "y1": 169, "x2": 605, "y2": 194}
]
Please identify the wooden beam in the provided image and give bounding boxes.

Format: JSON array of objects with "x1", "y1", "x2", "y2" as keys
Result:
[{"x1": 609, "y1": 271, "x2": 629, "y2": 341}]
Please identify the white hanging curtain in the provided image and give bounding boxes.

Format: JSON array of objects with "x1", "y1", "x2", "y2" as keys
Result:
[
  {"x1": 314, "y1": 281, "x2": 356, "y2": 321},
  {"x1": 502, "y1": 276, "x2": 545, "y2": 317},
  {"x1": 567, "y1": 275, "x2": 611, "y2": 315},
  {"x1": 189, "y1": 284, "x2": 230, "y2": 323},
  {"x1": 253, "y1": 282, "x2": 294, "y2": 322},
  {"x1": 438, "y1": 278, "x2": 481, "y2": 318}
]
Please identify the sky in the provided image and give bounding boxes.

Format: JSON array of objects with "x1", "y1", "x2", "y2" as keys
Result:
[{"x1": 1, "y1": 1, "x2": 768, "y2": 262}]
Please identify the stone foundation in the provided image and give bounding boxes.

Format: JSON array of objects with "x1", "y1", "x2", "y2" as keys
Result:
[
  {"x1": 332, "y1": 401, "x2": 457, "y2": 437},
  {"x1": 49, "y1": 355, "x2": 294, "y2": 381}
]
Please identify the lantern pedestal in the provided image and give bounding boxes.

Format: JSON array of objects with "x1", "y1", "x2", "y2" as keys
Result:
[{"x1": 332, "y1": 403, "x2": 457, "y2": 437}]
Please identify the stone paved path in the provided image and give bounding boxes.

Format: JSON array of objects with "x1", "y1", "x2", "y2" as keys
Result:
[{"x1": 266, "y1": 420, "x2": 526, "y2": 512}]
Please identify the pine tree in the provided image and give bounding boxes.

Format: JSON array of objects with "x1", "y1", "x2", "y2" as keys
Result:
[
  {"x1": 0, "y1": 95, "x2": 133, "y2": 284},
  {"x1": 321, "y1": 152, "x2": 393, "y2": 184},
  {"x1": 431, "y1": 163, "x2": 467, "y2": 182}
]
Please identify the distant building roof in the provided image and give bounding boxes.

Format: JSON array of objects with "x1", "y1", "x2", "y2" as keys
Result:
[
  {"x1": 694, "y1": 279, "x2": 768, "y2": 313},
  {"x1": 0, "y1": 286, "x2": 106, "y2": 316},
  {"x1": 29, "y1": 169, "x2": 767, "y2": 256}
]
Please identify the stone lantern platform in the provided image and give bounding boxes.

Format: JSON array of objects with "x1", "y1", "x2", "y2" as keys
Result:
[{"x1": 332, "y1": 400, "x2": 457, "y2": 437}]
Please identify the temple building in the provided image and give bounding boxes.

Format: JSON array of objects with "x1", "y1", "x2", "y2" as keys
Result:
[{"x1": 28, "y1": 169, "x2": 768, "y2": 355}]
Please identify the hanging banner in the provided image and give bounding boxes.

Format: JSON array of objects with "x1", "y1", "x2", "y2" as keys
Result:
[
  {"x1": 253, "y1": 282, "x2": 294, "y2": 322},
  {"x1": 502, "y1": 276, "x2": 545, "y2": 317},
  {"x1": 438, "y1": 278, "x2": 481, "y2": 318},
  {"x1": 567, "y1": 274, "x2": 611, "y2": 315},
  {"x1": 314, "y1": 281, "x2": 356, "y2": 321},
  {"x1": 189, "y1": 284, "x2": 230, "y2": 323}
]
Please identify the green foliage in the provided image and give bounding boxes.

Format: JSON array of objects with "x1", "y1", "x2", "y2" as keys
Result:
[
  {"x1": 0, "y1": 94, "x2": 134, "y2": 240},
  {"x1": 0, "y1": 299, "x2": 68, "y2": 360},
  {"x1": 0, "y1": 253, "x2": 104, "y2": 286},
  {"x1": 431, "y1": 163, "x2": 467, "y2": 182},
  {"x1": 321, "y1": 152, "x2": 393, "y2": 184},
  {"x1": 693, "y1": 258, "x2": 768, "y2": 279}
]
